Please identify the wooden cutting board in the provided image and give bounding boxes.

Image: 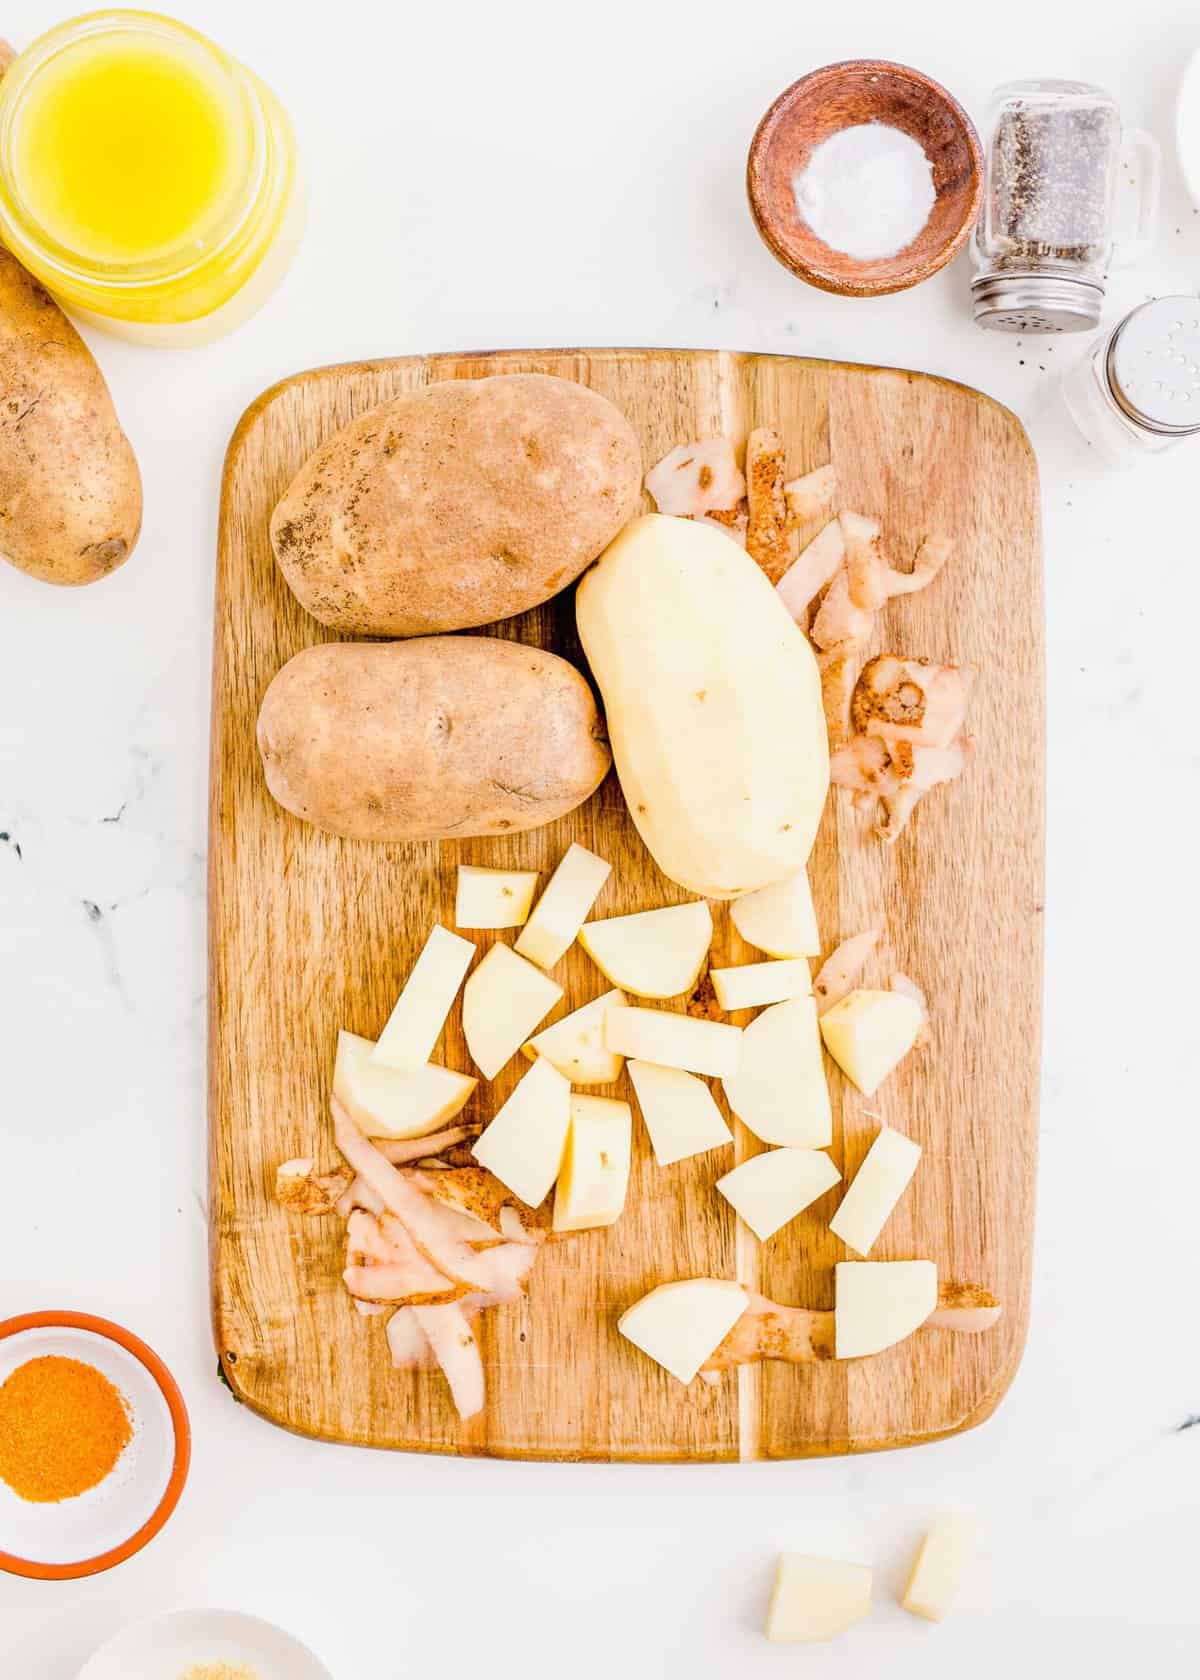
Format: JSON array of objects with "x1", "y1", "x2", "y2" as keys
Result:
[{"x1": 209, "y1": 347, "x2": 1043, "y2": 1462}]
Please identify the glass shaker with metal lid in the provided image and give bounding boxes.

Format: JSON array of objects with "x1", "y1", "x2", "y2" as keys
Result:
[
  {"x1": 971, "y1": 79, "x2": 1159, "y2": 332},
  {"x1": 1060, "y1": 296, "x2": 1200, "y2": 465}
]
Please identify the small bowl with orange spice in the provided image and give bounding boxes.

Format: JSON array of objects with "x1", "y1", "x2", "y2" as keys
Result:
[{"x1": 0, "y1": 1310, "x2": 189, "y2": 1580}]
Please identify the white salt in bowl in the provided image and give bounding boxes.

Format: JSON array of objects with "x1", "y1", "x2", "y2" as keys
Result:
[
  {"x1": 747, "y1": 59, "x2": 983, "y2": 297},
  {"x1": 77, "y1": 1608, "x2": 335, "y2": 1680},
  {"x1": 0, "y1": 1311, "x2": 189, "y2": 1580}
]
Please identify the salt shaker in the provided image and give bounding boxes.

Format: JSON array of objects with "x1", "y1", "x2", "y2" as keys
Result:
[
  {"x1": 971, "y1": 79, "x2": 1159, "y2": 332},
  {"x1": 1059, "y1": 296, "x2": 1200, "y2": 465}
]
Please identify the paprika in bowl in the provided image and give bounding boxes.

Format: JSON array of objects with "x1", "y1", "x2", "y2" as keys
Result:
[{"x1": 0, "y1": 1311, "x2": 189, "y2": 1579}]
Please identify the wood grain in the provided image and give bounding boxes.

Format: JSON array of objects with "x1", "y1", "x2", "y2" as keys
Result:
[{"x1": 209, "y1": 348, "x2": 1043, "y2": 1461}]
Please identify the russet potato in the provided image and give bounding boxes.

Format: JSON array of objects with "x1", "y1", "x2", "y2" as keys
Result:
[
  {"x1": 271, "y1": 373, "x2": 642, "y2": 636},
  {"x1": 576, "y1": 514, "x2": 829, "y2": 898},
  {"x1": 715, "y1": 1147, "x2": 840, "y2": 1242},
  {"x1": 828, "y1": 1125, "x2": 922, "y2": 1256},
  {"x1": 625, "y1": 1060, "x2": 732, "y2": 1167},
  {"x1": 729, "y1": 869, "x2": 821, "y2": 957},
  {"x1": 461, "y1": 943, "x2": 563, "y2": 1081},
  {"x1": 834, "y1": 1260, "x2": 938, "y2": 1359},
  {"x1": 578, "y1": 901, "x2": 713, "y2": 999},
  {"x1": 370, "y1": 924, "x2": 475, "y2": 1073},
  {"x1": 522, "y1": 990, "x2": 628, "y2": 1085},
  {"x1": 617, "y1": 1278, "x2": 747, "y2": 1384},
  {"x1": 514, "y1": 842, "x2": 611, "y2": 969},
  {"x1": 819, "y1": 989, "x2": 924, "y2": 1095},
  {"x1": 766, "y1": 1556, "x2": 873, "y2": 1643},
  {"x1": 257, "y1": 635, "x2": 611, "y2": 842},
  {"x1": 333, "y1": 1030, "x2": 476, "y2": 1139},
  {"x1": 454, "y1": 865, "x2": 539, "y2": 930},
  {"x1": 721, "y1": 997, "x2": 830, "y2": 1147},
  {"x1": 901, "y1": 1515, "x2": 976, "y2": 1622},
  {"x1": 0, "y1": 249, "x2": 142, "y2": 587},
  {"x1": 709, "y1": 956, "x2": 812, "y2": 1011},
  {"x1": 552, "y1": 1093, "x2": 632, "y2": 1233},
  {"x1": 603, "y1": 1005, "x2": 742, "y2": 1079},
  {"x1": 471, "y1": 1056, "x2": 571, "y2": 1208}
]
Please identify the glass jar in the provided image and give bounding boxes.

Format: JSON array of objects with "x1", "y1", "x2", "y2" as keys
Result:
[
  {"x1": 971, "y1": 78, "x2": 1158, "y2": 333},
  {"x1": 0, "y1": 11, "x2": 305, "y2": 346},
  {"x1": 1059, "y1": 296, "x2": 1200, "y2": 466}
]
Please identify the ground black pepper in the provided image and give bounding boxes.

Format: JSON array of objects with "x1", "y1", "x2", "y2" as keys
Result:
[{"x1": 986, "y1": 99, "x2": 1119, "y2": 273}]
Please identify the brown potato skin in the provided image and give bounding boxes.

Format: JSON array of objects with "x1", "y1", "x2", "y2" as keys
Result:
[
  {"x1": 270, "y1": 373, "x2": 642, "y2": 635},
  {"x1": 0, "y1": 249, "x2": 142, "y2": 587},
  {"x1": 257, "y1": 636, "x2": 612, "y2": 841}
]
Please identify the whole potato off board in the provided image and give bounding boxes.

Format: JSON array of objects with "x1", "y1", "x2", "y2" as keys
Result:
[{"x1": 209, "y1": 348, "x2": 1043, "y2": 1462}]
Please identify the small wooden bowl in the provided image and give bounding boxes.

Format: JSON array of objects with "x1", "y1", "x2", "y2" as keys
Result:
[{"x1": 747, "y1": 60, "x2": 983, "y2": 297}]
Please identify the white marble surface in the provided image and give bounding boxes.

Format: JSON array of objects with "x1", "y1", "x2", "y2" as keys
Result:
[{"x1": 2, "y1": 1, "x2": 1198, "y2": 1673}]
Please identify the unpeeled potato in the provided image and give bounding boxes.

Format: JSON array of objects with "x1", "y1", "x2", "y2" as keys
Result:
[
  {"x1": 0, "y1": 248, "x2": 142, "y2": 587},
  {"x1": 270, "y1": 373, "x2": 642, "y2": 635},
  {"x1": 257, "y1": 635, "x2": 612, "y2": 841}
]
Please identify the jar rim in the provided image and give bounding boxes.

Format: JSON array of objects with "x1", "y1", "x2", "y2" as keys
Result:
[
  {"x1": 989, "y1": 76, "x2": 1120, "y2": 108},
  {"x1": 0, "y1": 9, "x2": 269, "y2": 291}
]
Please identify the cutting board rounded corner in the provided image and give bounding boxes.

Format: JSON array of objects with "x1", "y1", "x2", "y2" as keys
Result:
[{"x1": 860, "y1": 360, "x2": 1040, "y2": 459}]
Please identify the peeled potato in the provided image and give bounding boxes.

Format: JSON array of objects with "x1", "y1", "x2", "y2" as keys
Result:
[
  {"x1": 0, "y1": 249, "x2": 141, "y2": 587},
  {"x1": 576, "y1": 515, "x2": 829, "y2": 897}
]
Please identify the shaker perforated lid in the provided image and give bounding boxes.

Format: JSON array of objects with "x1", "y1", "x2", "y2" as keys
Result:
[
  {"x1": 1105, "y1": 295, "x2": 1200, "y2": 435},
  {"x1": 971, "y1": 273, "x2": 1104, "y2": 333}
]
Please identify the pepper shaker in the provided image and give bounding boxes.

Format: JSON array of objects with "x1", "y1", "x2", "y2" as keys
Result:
[{"x1": 971, "y1": 79, "x2": 1160, "y2": 332}]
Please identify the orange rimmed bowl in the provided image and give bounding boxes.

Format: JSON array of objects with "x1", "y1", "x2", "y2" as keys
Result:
[
  {"x1": 747, "y1": 59, "x2": 983, "y2": 297},
  {"x1": 0, "y1": 1311, "x2": 190, "y2": 1580}
]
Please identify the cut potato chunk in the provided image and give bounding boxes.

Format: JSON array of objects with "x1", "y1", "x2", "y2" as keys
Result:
[
  {"x1": 579, "y1": 902, "x2": 713, "y2": 999},
  {"x1": 333, "y1": 1030, "x2": 477, "y2": 1139},
  {"x1": 730, "y1": 870, "x2": 820, "y2": 958},
  {"x1": 902, "y1": 1514, "x2": 976, "y2": 1622},
  {"x1": 604, "y1": 1006, "x2": 742, "y2": 1078},
  {"x1": 618, "y1": 1278, "x2": 747, "y2": 1384},
  {"x1": 553, "y1": 1094, "x2": 633, "y2": 1232},
  {"x1": 523, "y1": 990, "x2": 627, "y2": 1085},
  {"x1": 710, "y1": 957, "x2": 811, "y2": 1011},
  {"x1": 820, "y1": 989, "x2": 923, "y2": 1095},
  {"x1": 627, "y1": 1060, "x2": 732, "y2": 1167},
  {"x1": 829, "y1": 1125, "x2": 921, "y2": 1256},
  {"x1": 371, "y1": 924, "x2": 475, "y2": 1073},
  {"x1": 514, "y1": 842, "x2": 611, "y2": 969},
  {"x1": 834, "y1": 1260, "x2": 937, "y2": 1359},
  {"x1": 462, "y1": 943, "x2": 563, "y2": 1080},
  {"x1": 721, "y1": 997, "x2": 830, "y2": 1146},
  {"x1": 471, "y1": 1055, "x2": 571, "y2": 1206},
  {"x1": 766, "y1": 1555, "x2": 872, "y2": 1643},
  {"x1": 716, "y1": 1147, "x2": 840, "y2": 1241},
  {"x1": 455, "y1": 864, "x2": 539, "y2": 929}
]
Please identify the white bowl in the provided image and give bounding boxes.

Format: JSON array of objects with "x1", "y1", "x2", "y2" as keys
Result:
[
  {"x1": 0, "y1": 1312, "x2": 189, "y2": 1580},
  {"x1": 77, "y1": 1608, "x2": 335, "y2": 1680}
]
